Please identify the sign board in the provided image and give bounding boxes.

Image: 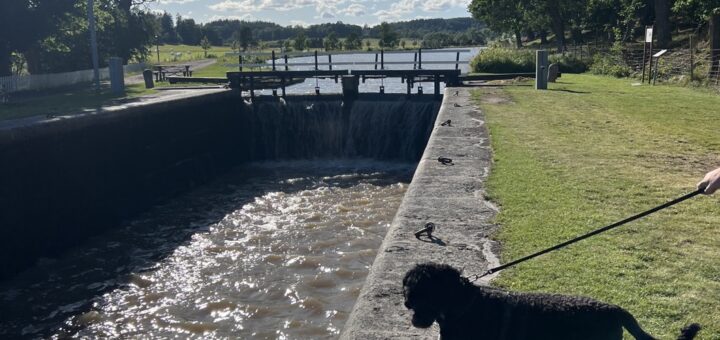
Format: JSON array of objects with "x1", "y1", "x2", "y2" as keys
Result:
[
  {"x1": 645, "y1": 27, "x2": 654, "y2": 43},
  {"x1": 653, "y1": 49, "x2": 667, "y2": 58}
]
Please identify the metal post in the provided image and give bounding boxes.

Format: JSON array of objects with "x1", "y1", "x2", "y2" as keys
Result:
[
  {"x1": 284, "y1": 54, "x2": 289, "y2": 71},
  {"x1": 381, "y1": 49, "x2": 384, "y2": 70},
  {"x1": 314, "y1": 50, "x2": 318, "y2": 71},
  {"x1": 647, "y1": 26, "x2": 654, "y2": 84},
  {"x1": 249, "y1": 76, "x2": 255, "y2": 100},
  {"x1": 155, "y1": 36, "x2": 160, "y2": 63},
  {"x1": 413, "y1": 52, "x2": 417, "y2": 70},
  {"x1": 328, "y1": 54, "x2": 332, "y2": 71},
  {"x1": 374, "y1": 53, "x2": 378, "y2": 70},
  {"x1": 434, "y1": 74, "x2": 440, "y2": 96},
  {"x1": 407, "y1": 76, "x2": 412, "y2": 95},
  {"x1": 271, "y1": 50, "x2": 276, "y2": 71},
  {"x1": 418, "y1": 48, "x2": 422, "y2": 69},
  {"x1": 641, "y1": 41, "x2": 647, "y2": 83},
  {"x1": 88, "y1": 0, "x2": 100, "y2": 91},
  {"x1": 455, "y1": 51, "x2": 460, "y2": 70},
  {"x1": 239, "y1": 55, "x2": 243, "y2": 72}
]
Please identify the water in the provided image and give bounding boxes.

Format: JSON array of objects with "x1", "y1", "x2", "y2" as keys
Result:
[
  {"x1": 245, "y1": 47, "x2": 483, "y2": 96},
  {"x1": 0, "y1": 161, "x2": 414, "y2": 339}
]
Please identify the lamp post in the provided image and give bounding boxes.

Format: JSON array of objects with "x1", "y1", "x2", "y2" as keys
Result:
[
  {"x1": 155, "y1": 35, "x2": 160, "y2": 63},
  {"x1": 88, "y1": 0, "x2": 100, "y2": 91}
]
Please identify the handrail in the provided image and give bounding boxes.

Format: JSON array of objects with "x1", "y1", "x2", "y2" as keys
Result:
[
  {"x1": 223, "y1": 61, "x2": 470, "y2": 68},
  {"x1": 224, "y1": 48, "x2": 474, "y2": 57}
]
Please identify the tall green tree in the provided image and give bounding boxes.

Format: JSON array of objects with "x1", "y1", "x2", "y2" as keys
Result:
[
  {"x1": 378, "y1": 22, "x2": 398, "y2": 48},
  {"x1": 294, "y1": 30, "x2": 307, "y2": 51},
  {"x1": 469, "y1": 0, "x2": 527, "y2": 48}
]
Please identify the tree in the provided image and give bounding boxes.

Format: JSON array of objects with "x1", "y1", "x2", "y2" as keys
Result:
[
  {"x1": 294, "y1": 30, "x2": 307, "y2": 51},
  {"x1": 655, "y1": 0, "x2": 672, "y2": 47},
  {"x1": 283, "y1": 39, "x2": 293, "y2": 52},
  {"x1": 401, "y1": 40, "x2": 407, "y2": 49},
  {"x1": 366, "y1": 40, "x2": 372, "y2": 50},
  {"x1": 378, "y1": 22, "x2": 399, "y2": 48},
  {"x1": 469, "y1": 0, "x2": 528, "y2": 48},
  {"x1": 159, "y1": 12, "x2": 178, "y2": 44},
  {"x1": 201, "y1": 36, "x2": 211, "y2": 57},
  {"x1": 176, "y1": 17, "x2": 202, "y2": 45},
  {"x1": 236, "y1": 26, "x2": 253, "y2": 51},
  {"x1": 324, "y1": 32, "x2": 339, "y2": 50},
  {"x1": 344, "y1": 32, "x2": 362, "y2": 50}
]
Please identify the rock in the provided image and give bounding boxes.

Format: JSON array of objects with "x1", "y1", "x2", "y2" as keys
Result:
[{"x1": 548, "y1": 63, "x2": 560, "y2": 82}]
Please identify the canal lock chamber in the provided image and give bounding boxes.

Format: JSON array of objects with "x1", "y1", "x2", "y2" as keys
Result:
[{"x1": 0, "y1": 92, "x2": 441, "y2": 338}]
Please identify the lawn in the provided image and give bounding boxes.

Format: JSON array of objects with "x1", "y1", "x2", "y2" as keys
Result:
[{"x1": 475, "y1": 74, "x2": 720, "y2": 338}]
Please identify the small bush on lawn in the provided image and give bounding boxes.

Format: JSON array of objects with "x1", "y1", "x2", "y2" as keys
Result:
[
  {"x1": 589, "y1": 54, "x2": 631, "y2": 78},
  {"x1": 472, "y1": 47, "x2": 590, "y2": 74},
  {"x1": 471, "y1": 48, "x2": 535, "y2": 73}
]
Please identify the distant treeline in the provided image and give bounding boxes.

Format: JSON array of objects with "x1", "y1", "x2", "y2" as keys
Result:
[{"x1": 157, "y1": 14, "x2": 488, "y2": 48}]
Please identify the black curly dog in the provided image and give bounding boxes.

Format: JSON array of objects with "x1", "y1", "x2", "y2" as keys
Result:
[{"x1": 403, "y1": 263, "x2": 701, "y2": 340}]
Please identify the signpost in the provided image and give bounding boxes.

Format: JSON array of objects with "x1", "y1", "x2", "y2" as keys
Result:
[{"x1": 641, "y1": 26, "x2": 654, "y2": 84}]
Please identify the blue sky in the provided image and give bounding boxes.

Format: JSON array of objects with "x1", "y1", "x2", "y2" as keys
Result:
[{"x1": 145, "y1": 0, "x2": 472, "y2": 26}]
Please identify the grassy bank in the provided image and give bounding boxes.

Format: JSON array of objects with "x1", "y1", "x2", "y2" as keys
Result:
[{"x1": 475, "y1": 74, "x2": 720, "y2": 338}]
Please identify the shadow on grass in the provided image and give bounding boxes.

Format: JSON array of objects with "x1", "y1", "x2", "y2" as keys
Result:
[{"x1": 549, "y1": 88, "x2": 591, "y2": 94}]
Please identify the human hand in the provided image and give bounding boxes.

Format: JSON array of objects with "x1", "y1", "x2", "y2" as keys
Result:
[{"x1": 697, "y1": 168, "x2": 720, "y2": 195}]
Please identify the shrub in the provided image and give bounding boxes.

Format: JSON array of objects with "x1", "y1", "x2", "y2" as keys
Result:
[
  {"x1": 471, "y1": 47, "x2": 590, "y2": 74},
  {"x1": 550, "y1": 55, "x2": 589, "y2": 74},
  {"x1": 589, "y1": 54, "x2": 631, "y2": 78},
  {"x1": 470, "y1": 47, "x2": 535, "y2": 73}
]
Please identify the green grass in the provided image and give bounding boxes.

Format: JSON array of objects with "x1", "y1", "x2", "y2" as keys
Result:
[
  {"x1": 0, "y1": 83, "x2": 156, "y2": 121},
  {"x1": 148, "y1": 44, "x2": 233, "y2": 64},
  {"x1": 475, "y1": 74, "x2": 720, "y2": 338}
]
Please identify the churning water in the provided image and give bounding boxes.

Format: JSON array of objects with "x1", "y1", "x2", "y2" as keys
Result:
[{"x1": 0, "y1": 161, "x2": 414, "y2": 339}]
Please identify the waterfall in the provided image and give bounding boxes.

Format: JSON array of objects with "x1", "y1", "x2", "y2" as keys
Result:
[{"x1": 236, "y1": 95, "x2": 441, "y2": 161}]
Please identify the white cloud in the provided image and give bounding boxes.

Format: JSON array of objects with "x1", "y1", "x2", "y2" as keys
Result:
[
  {"x1": 338, "y1": 3, "x2": 366, "y2": 16},
  {"x1": 208, "y1": 13, "x2": 258, "y2": 21},
  {"x1": 159, "y1": 0, "x2": 198, "y2": 4},
  {"x1": 209, "y1": 0, "x2": 320, "y2": 12}
]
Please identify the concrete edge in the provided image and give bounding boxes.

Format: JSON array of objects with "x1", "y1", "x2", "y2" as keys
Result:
[{"x1": 340, "y1": 87, "x2": 501, "y2": 339}]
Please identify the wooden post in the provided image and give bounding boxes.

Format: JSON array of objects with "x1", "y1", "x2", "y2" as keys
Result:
[
  {"x1": 374, "y1": 53, "x2": 378, "y2": 70},
  {"x1": 455, "y1": 51, "x2": 460, "y2": 70},
  {"x1": 413, "y1": 52, "x2": 417, "y2": 70},
  {"x1": 328, "y1": 54, "x2": 332, "y2": 71},
  {"x1": 710, "y1": 13, "x2": 720, "y2": 78},
  {"x1": 381, "y1": 49, "x2": 384, "y2": 70},
  {"x1": 271, "y1": 50, "x2": 276, "y2": 71},
  {"x1": 434, "y1": 74, "x2": 440, "y2": 96},
  {"x1": 284, "y1": 54, "x2": 289, "y2": 71},
  {"x1": 690, "y1": 35, "x2": 694, "y2": 81},
  {"x1": 239, "y1": 55, "x2": 243, "y2": 72},
  {"x1": 314, "y1": 50, "x2": 318, "y2": 71}
]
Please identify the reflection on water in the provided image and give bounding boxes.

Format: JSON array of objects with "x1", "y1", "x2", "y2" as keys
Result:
[{"x1": 0, "y1": 160, "x2": 413, "y2": 339}]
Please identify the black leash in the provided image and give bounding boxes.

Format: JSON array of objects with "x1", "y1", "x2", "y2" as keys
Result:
[{"x1": 474, "y1": 189, "x2": 703, "y2": 280}]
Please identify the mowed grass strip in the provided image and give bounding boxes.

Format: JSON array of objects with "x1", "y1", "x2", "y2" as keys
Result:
[{"x1": 474, "y1": 74, "x2": 720, "y2": 338}]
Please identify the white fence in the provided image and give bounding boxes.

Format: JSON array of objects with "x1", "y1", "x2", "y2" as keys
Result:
[{"x1": 0, "y1": 63, "x2": 146, "y2": 94}]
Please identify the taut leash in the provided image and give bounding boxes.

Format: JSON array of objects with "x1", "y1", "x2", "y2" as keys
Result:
[{"x1": 473, "y1": 189, "x2": 703, "y2": 280}]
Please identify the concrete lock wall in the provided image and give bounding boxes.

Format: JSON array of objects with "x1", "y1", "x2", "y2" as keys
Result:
[
  {"x1": 0, "y1": 91, "x2": 243, "y2": 279},
  {"x1": 0, "y1": 92, "x2": 441, "y2": 280}
]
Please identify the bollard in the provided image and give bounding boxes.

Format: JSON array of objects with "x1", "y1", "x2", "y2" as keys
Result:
[
  {"x1": 142, "y1": 69, "x2": 154, "y2": 89},
  {"x1": 535, "y1": 50, "x2": 549, "y2": 90},
  {"x1": 108, "y1": 57, "x2": 125, "y2": 94}
]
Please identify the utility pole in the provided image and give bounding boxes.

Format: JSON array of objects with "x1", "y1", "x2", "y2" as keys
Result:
[{"x1": 88, "y1": 0, "x2": 100, "y2": 91}]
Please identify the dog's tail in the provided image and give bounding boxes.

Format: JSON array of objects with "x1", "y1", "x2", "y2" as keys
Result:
[
  {"x1": 676, "y1": 323, "x2": 701, "y2": 340},
  {"x1": 618, "y1": 309, "x2": 656, "y2": 340}
]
